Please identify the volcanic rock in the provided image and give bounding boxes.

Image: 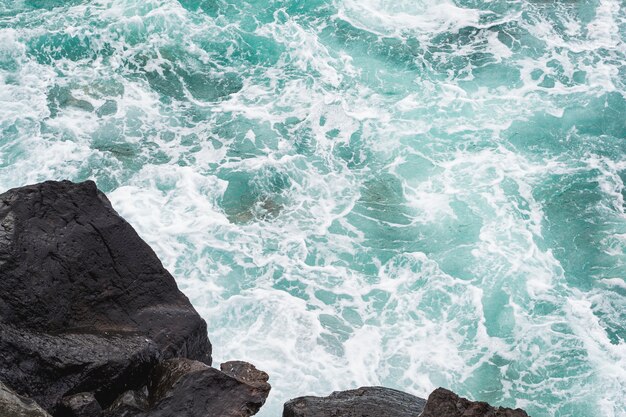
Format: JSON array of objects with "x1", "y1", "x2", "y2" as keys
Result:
[
  {"x1": 0, "y1": 180, "x2": 211, "y2": 412},
  {"x1": 102, "y1": 388, "x2": 148, "y2": 417},
  {"x1": 57, "y1": 392, "x2": 102, "y2": 417},
  {"x1": 420, "y1": 388, "x2": 530, "y2": 417},
  {"x1": 282, "y1": 386, "x2": 427, "y2": 417},
  {"x1": 0, "y1": 381, "x2": 51, "y2": 417},
  {"x1": 106, "y1": 358, "x2": 270, "y2": 417}
]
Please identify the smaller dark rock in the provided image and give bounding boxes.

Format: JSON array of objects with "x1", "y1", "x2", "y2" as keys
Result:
[
  {"x1": 57, "y1": 392, "x2": 102, "y2": 417},
  {"x1": 0, "y1": 381, "x2": 50, "y2": 417},
  {"x1": 103, "y1": 388, "x2": 148, "y2": 417},
  {"x1": 420, "y1": 388, "x2": 530, "y2": 417},
  {"x1": 282, "y1": 386, "x2": 426, "y2": 417},
  {"x1": 146, "y1": 359, "x2": 208, "y2": 407},
  {"x1": 105, "y1": 358, "x2": 270, "y2": 417},
  {"x1": 220, "y1": 361, "x2": 271, "y2": 395},
  {"x1": 146, "y1": 359, "x2": 270, "y2": 417}
]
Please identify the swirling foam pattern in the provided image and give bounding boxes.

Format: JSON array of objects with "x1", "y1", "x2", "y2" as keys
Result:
[{"x1": 1, "y1": 0, "x2": 625, "y2": 416}]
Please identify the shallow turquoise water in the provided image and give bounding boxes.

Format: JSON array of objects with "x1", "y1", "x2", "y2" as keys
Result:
[{"x1": 1, "y1": 0, "x2": 626, "y2": 415}]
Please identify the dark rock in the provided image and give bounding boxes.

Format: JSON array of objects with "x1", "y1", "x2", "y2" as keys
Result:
[
  {"x1": 105, "y1": 358, "x2": 270, "y2": 417},
  {"x1": 220, "y1": 361, "x2": 271, "y2": 395},
  {"x1": 420, "y1": 388, "x2": 530, "y2": 417},
  {"x1": 0, "y1": 381, "x2": 51, "y2": 417},
  {"x1": 0, "y1": 180, "x2": 211, "y2": 412},
  {"x1": 146, "y1": 358, "x2": 270, "y2": 417},
  {"x1": 0, "y1": 324, "x2": 159, "y2": 414},
  {"x1": 57, "y1": 392, "x2": 102, "y2": 417},
  {"x1": 146, "y1": 358, "x2": 209, "y2": 407},
  {"x1": 282, "y1": 386, "x2": 426, "y2": 417},
  {"x1": 103, "y1": 388, "x2": 148, "y2": 417}
]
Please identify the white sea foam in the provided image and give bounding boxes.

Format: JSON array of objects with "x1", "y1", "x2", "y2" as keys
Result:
[{"x1": 336, "y1": 0, "x2": 483, "y2": 38}]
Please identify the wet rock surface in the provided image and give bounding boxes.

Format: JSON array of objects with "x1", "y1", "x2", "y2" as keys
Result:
[
  {"x1": 419, "y1": 388, "x2": 530, "y2": 417},
  {"x1": 282, "y1": 386, "x2": 427, "y2": 417},
  {"x1": 105, "y1": 359, "x2": 270, "y2": 417}
]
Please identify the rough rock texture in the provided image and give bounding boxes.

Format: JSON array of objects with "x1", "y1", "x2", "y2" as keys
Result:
[
  {"x1": 0, "y1": 324, "x2": 160, "y2": 413},
  {"x1": 105, "y1": 358, "x2": 270, "y2": 417},
  {"x1": 420, "y1": 388, "x2": 530, "y2": 417},
  {"x1": 0, "y1": 381, "x2": 51, "y2": 417},
  {"x1": 0, "y1": 180, "x2": 211, "y2": 412},
  {"x1": 57, "y1": 393, "x2": 102, "y2": 417},
  {"x1": 220, "y1": 361, "x2": 271, "y2": 396},
  {"x1": 103, "y1": 389, "x2": 148, "y2": 417},
  {"x1": 282, "y1": 386, "x2": 427, "y2": 417}
]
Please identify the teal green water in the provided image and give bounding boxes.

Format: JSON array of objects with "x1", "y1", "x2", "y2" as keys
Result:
[{"x1": 1, "y1": 0, "x2": 625, "y2": 415}]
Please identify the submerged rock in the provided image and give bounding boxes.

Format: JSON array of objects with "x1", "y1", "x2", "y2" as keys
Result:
[
  {"x1": 106, "y1": 358, "x2": 270, "y2": 417},
  {"x1": 282, "y1": 386, "x2": 427, "y2": 417},
  {"x1": 420, "y1": 388, "x2": 530, "y2": 417},
  {"x1": 0, "y1": 180, "x2": 211, "y2": 412},
  {"x1": 47, "y1": 85, "x2": 95, "y2": 117},
  {"x1": 283, "y1": 386, "x2": 532, "y2": 417},
  {"x1": 0, "y1": 381, "x2": 51, "y2": 417},
  {"x1": 96, "y1": 100, "x2": 118, "y2": 117}
]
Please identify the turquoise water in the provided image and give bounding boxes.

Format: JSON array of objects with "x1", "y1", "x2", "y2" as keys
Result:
[{"x1": 1, "y1": 0, "x2": 625, "y2": 415}]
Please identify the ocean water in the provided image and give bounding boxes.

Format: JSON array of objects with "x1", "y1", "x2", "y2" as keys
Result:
[{"x1": 1, "y1": 0, "x2": 625, "y2": 415}]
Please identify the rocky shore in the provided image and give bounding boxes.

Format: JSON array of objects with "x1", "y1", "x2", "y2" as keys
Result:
[{"x1": 0, "y1": 180, "x2": 530, "y2": 417}]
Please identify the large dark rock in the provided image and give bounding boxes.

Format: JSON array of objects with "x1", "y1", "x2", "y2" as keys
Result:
[
  {"x1": 420, "y1": 388, "x2": 530, "y2": 417},
  {"x1": 105, "y1": 358, "x2": 270, "y2": 417},
  {"x1": 282, "y1": 386, "x2": 427, "y2": 417},
  {"x1": 0, "y1": 381, "x2": 51, "y2": 417},
  {"x1": 0, "y1": 180, "x2": 211, "y2": 412}
]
